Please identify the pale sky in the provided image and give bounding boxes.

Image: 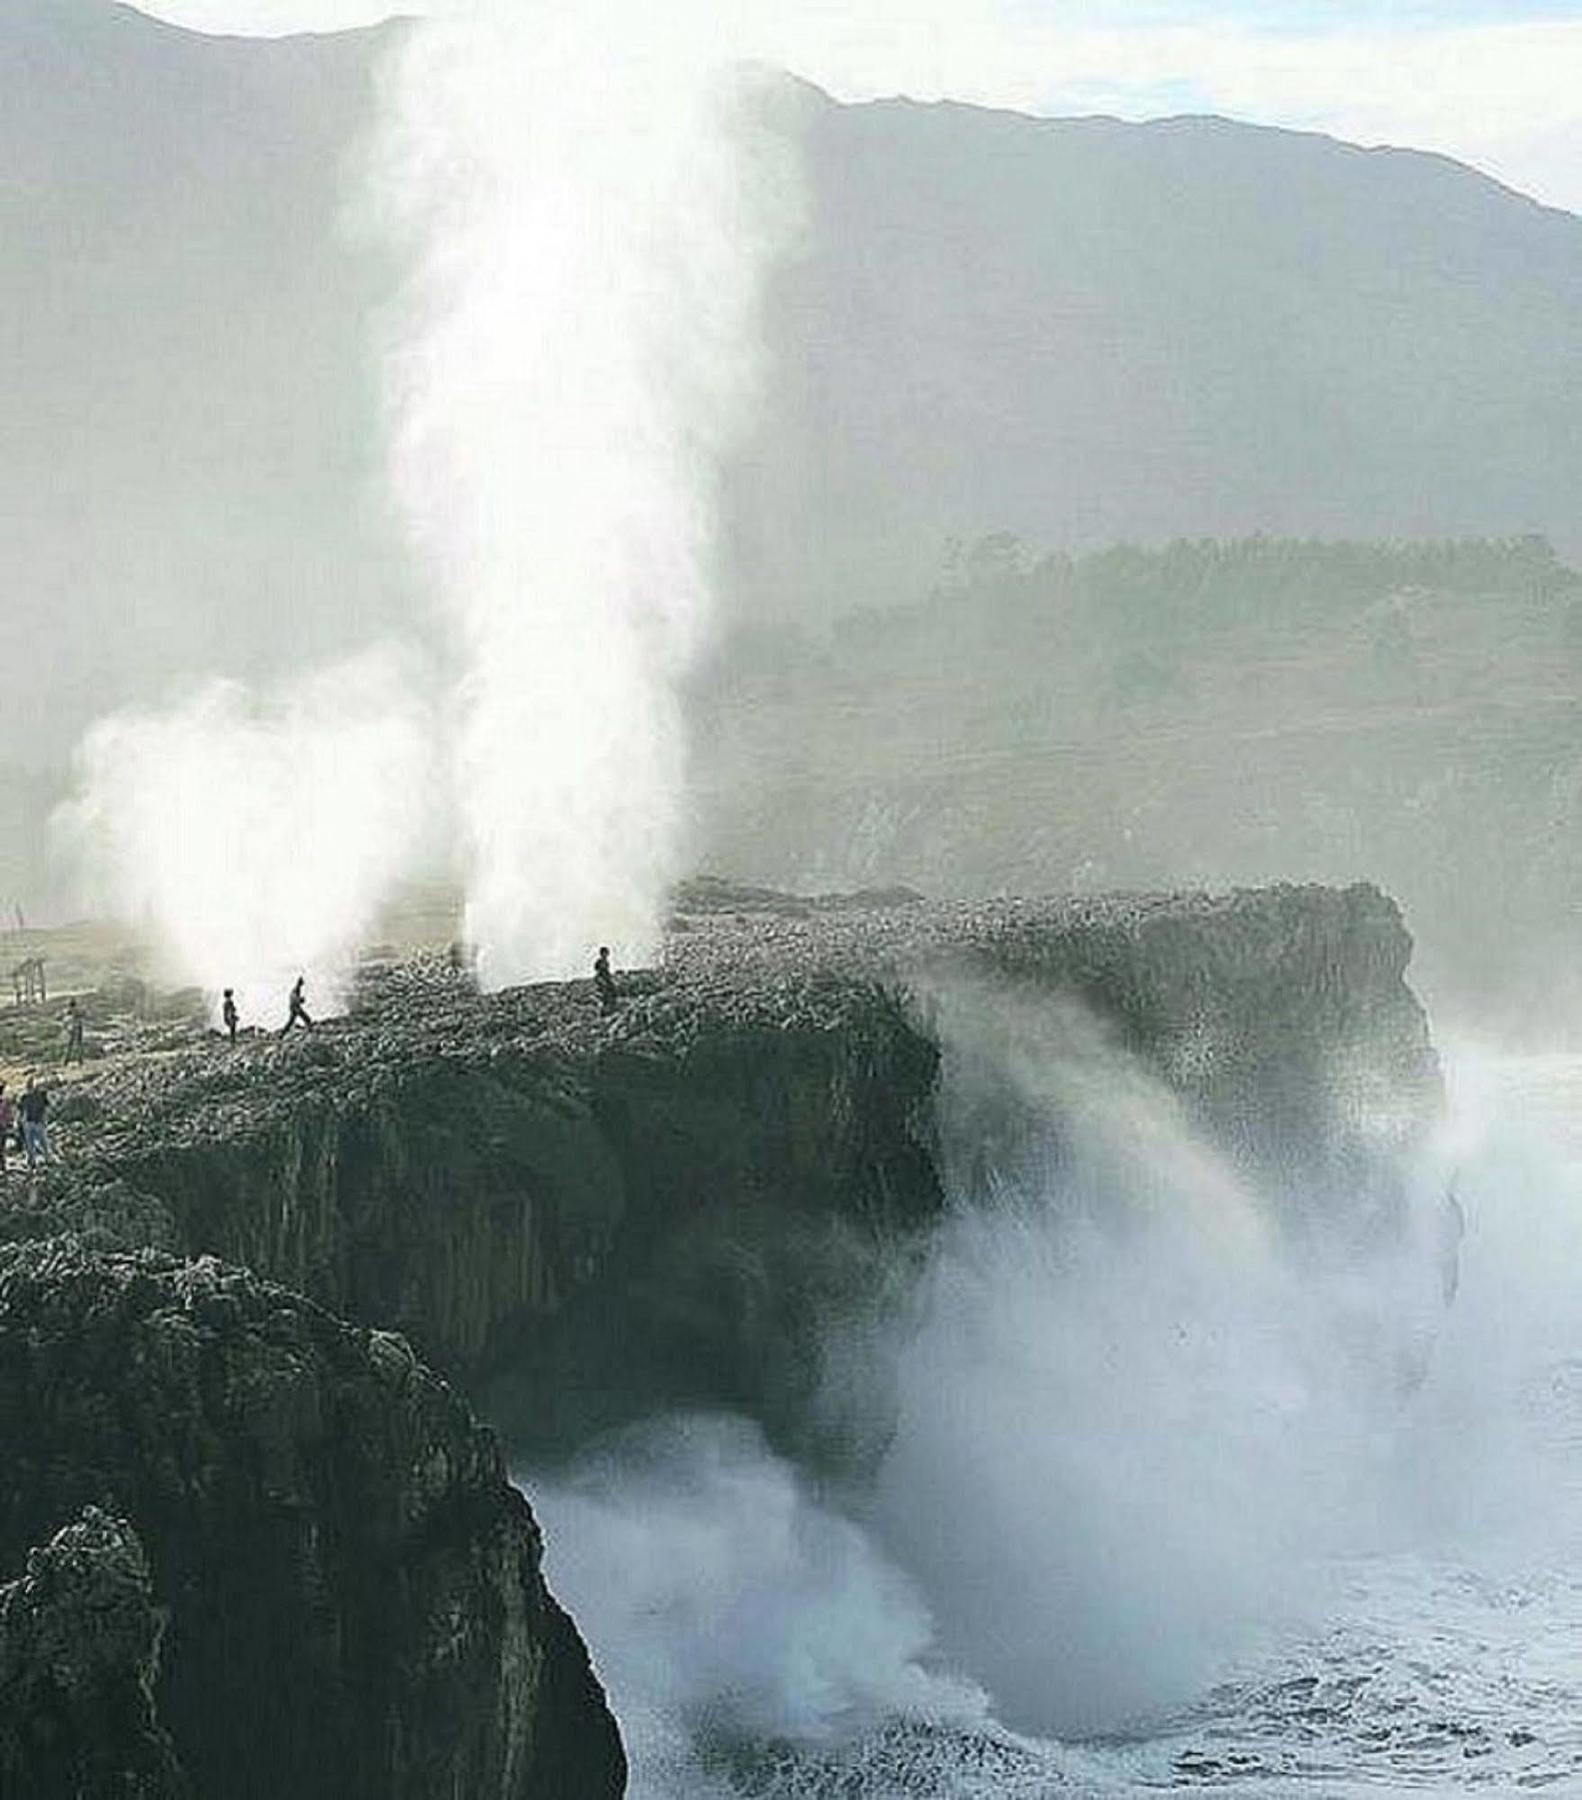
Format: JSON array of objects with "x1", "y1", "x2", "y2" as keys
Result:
[{"x1": 126, "y1": 1, "x2": 1582, "y2": 214}]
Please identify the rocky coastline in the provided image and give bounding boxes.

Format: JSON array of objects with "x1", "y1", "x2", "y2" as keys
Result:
[{"x1": 0, "y1": 880, "x2": 1441, "y2": 1796}]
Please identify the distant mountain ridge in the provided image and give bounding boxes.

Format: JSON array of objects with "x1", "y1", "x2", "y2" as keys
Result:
[
  {"x1": 0, "y1": 0, "x2": 408, "y2": 772},
  {"x1": 5, "y1": 2, "x2": 1582, "y2": 933},
  {"x1": 729, "y1": 89, "x2": 1582, "y2": 620}
]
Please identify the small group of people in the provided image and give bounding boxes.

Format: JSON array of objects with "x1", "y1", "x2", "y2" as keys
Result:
[
  {"x1": 0, "y1": 1075, "x2": 52, "y2": 1174},
  {"x1": 214, "y1": 976, "x2": 313, "y2": 1046},
  {"x1": 213, "y1": 958, "x2": 616, "y2": 1046}
]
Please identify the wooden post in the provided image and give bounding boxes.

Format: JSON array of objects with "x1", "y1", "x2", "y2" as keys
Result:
[{"x1": 11, "y1": 958, "x2": 47, "y2": 1006}]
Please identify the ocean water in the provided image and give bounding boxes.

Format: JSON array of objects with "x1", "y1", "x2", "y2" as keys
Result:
[{"x1": 526, "y1": 1042, "x2": 1582, "y2": 1797}]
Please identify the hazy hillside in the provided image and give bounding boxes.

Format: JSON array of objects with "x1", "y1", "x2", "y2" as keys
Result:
[
  {"x1": 7, "y1": 1, "x2": 1582, "y2": 986},
  {"x1": 6, "y1": 7, "x2": 1582, "y2": 755},
  {"x1": 692, "y1": 534, "x2": 1582, "y2": 1025},
  {"x1": 0, "y1": 0, "x2": 411, "y2": 772},
  {"x1": 730, "y1": 92, "x2": 1582, "y2": 621}
]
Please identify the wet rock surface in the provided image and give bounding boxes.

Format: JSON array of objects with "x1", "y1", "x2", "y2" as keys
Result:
[{"x1": 0, "y1": 1240, "x2": 626, "y2": 1800}]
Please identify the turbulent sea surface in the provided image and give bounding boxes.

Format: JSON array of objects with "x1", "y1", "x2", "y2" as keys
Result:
[{"x1": 530, "y1": 1047, "x2": 1582, "y2": 1797}]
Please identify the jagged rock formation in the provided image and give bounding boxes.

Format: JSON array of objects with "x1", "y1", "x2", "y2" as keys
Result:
[
  {"x1": 0, "y1": 881, "x2": 1440, "y2": 1787},
  {"x1": 30, "y1": 956, "x2": 941, "y2": 1451},
  {"x1": 0, "y1": 1241, "x2": 626, "y2": 1800},
  {"x1": 0, "y1": 1506, "x2": 187, "y2": 1800},
  {"x1": 21, "y1": 883, "x2": 1437, "y2": 1452}
]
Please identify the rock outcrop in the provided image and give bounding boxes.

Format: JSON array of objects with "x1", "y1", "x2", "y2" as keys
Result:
[
  {"x1": 0, "y1": 1506, "x2": 187, "y2": 1800},
  {"x1": 20, "y1": 883, "x2": 1438, "y2": 1454},
  {"x1": 0, "y1": 1240, "x2": 626, "y2": 1800},
  {"x1": 30, "y1": 961, "x2": 943, "y2": 1449},
  {"x1": 0, "y1": 880, "x2": 1442, "y2": 1789},
  {"x1": 904, "y1": 881, "x2": 1439, "y2": 1233}
]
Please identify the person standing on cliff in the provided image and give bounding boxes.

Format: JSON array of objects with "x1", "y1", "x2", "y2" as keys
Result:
[
  {"x1": 222, "y1": 988, "x2": 239, "y2": 1044},
  {"x1": 593, "y1": 946, "x2": 619, "y2": 1014},
  {"x1": 62, "y1": 998, "x2": 85, "y2": 1066},
  {"x1": 18, "y1": 1077, "x2": 50, "y2": 1168},
  {"x1": 281, "y1": 975, "x2": 313, "y2": 1035}
]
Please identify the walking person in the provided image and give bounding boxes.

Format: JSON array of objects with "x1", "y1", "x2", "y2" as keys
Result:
[
  {"x1": 62, "y1": 997, "x2": 85, "y2": 1066},
  {"x1": 281, "y1": 975, "x2": 313, "y2": 1034},
  {"x1": 19, "y1": 1077, "x2": 50, "y2": 1169},
  {"x1": 222, "y1": 988, "x2": 239, "y2": 1045}
]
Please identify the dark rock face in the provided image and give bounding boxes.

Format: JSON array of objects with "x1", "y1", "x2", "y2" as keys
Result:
[
  {"x1": 0, "y1": 881, "x2": 1440, "y2": 1791},
  {"x1": 42, "y1": 964, "x2": 945, "y2": 1451},
  {"x1": 915, "y1": 882, "x2": 1441, "y2": 1236},
  {"x1": 0, "y1": 1241, "x2": 625, "y2": 1800},
  {"x1": 29, "y1": 883, "x2": 1438, "y2": 1457},
  {"x1": 0, "y1": 1506, "x2": 187, "y2": 1800}
]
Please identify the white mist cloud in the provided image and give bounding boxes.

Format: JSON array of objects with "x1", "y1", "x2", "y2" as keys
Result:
[
  {"x1": 860, "y1": 981, "x2": 1449, "y2": 1736},
  {"x1": 527, "y1": 1413, "x2": 986, "y2": 1787},
  {"x1": 371, "y1": 6, "x2": 798, "y2": 984},
  {"x1": 57, "y1": 648, "x2": 434, "y2": 1021},
  {"x1": 367, "y1": 0, "x2": 1140, "y2": 995},
  {"x1": 75, "y1": 0, "x2": 1580, "y2": 1002}
]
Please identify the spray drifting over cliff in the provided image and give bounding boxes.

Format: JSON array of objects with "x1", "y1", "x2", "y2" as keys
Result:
[
  {"x1": 373, "y1": 8, "x2": 791, "y2": 985},
  {"x1": 525, "y1": 995, "x2": 1499, "y2": 1795},
  {"x1": 57, "y1": 2, "x2": 790, "y2": 998},
  {"x1": 56, "y1": 651, "x2": 432, "y2": 1020},
  {"x1": 57, "y1": 0, "x2": 1049, "y2": 995},
  {"x1": 371, "y1": 0, "x2": 1059, "y2": 988}
]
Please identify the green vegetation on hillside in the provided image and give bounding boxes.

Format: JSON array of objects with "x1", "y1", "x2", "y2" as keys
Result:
[{"x1": 694, "y1": 535, "x2": 1582, "y2": 1029}]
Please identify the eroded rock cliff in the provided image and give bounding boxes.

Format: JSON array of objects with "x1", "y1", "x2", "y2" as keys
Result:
[
  {"x1": 0, "y1": 880, "x2": 1443, "y2": 1791},
  {"x1": 0, "y1": 1506, "x2": 186, "y2": 1800},
  {"x1": 0, "y1": 1240, "x2": 625, "y2": 1800},
  {"x1": 19, "y1": 883, "x2": 1437, "y2": 1452}
]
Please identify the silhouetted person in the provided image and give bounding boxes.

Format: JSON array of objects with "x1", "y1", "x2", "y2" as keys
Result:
[
  {"x1": 62, "y1": 998, "x2": 84, "y2": 1065},
  {"x1": 18, "y1": 1077, "x2": 50, "y2": 1168},
  {"x1": 222, "y1": 988, "x2": 239, "y2": 1044},
  {"x1": 594, "y1": 946, "x2": 619, "y2": 1014},
  {"x1": 281, "y1": 976, "x2": 313, "y2": 1034}
]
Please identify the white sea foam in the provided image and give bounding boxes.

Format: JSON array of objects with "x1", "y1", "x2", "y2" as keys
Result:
[{"x1": 521, "y1": 1022, "x2": 1582, "y2": 1795}]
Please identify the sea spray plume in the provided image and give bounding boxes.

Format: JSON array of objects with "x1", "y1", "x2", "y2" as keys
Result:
[
  {"x1": 369, "y1": 0, "x2": 1063, "y2": 990},
  {"x1": 56, "y1": 648, "x2": 434, "y2": 1022},
  {"x1": 519, "y1": 983, "x2": 1437, "y2": 1773},
  {"x1": 526, "y1": 1413, "x2": 988, "y2": 1780},
  {"x1": 922, "y1": 977, "x2": 1273, "y2": 1260},
  {"x1": 857, "y1": 979, "x2": 1433, "y2": 1736},
  {"x1": 373, "y1": 6, "x2": 797, "y2": 986}
]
